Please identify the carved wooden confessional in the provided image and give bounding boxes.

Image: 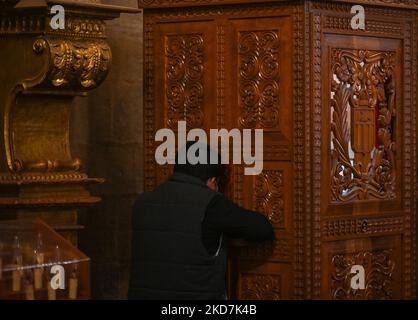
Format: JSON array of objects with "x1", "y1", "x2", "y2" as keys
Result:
[{"x1": 140, "y1": 0, "x2": 417, "y2": 299}]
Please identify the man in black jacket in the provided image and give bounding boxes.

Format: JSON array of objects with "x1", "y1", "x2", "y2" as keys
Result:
[{"x1": 128, "y1": 142, "x2": 274, "y2": 300}]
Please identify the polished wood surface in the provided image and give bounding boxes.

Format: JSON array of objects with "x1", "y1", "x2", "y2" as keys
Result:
[{"x1": 141, "y1": 0, "x2": 417, "y2": 299}]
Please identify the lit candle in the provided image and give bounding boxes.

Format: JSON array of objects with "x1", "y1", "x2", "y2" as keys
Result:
[
  {"x1": 69, "y1": 277, "x2": 78, "y2": 300},
  {"x1": 12, "y1": 269, "x2": 21, "y2": 292},
  {"x1": 25, "y1": 283, "x2": 35, "y2": 300},
  {"x1": 36, "y1": 252, "x2": 44, "y2": 265},
  {"x1": 0, "y1": 241, "x2": 3, "y2": 280},
  {"x1": 36, "y1": 234, "x2": 44, "y2": 265},
  {"x1": 34, "y1": 268, "x2": 43, "y2": 289},
  {"x1": 69, "y1": 265, "x2": 78, "y2": 300},
  {"x1": 48, "y1": 284, "x2": 56, "y2": 300},
  {"x1": 33, "y1": 249, "x2": 44, "y2": 290}
]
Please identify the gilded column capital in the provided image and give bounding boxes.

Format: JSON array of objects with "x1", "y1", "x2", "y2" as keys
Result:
[{"x1": 35, "y1": 37, "x2": 111, "y2": 91}]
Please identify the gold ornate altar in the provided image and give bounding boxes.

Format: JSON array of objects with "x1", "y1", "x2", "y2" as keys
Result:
[
  {"x1": 0, "y1": 0, "x2": 139, "y2": 244},
  {"x1": 139, "y1": 0, "x2": 418, "y2": 299}
]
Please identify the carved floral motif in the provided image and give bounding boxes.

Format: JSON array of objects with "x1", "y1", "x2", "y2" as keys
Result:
[
  {"x1": 331, "y1": 249, "x2": 395, "y2": 299},
  {"x1": 239, "y1": 30, "x2": 280, "y2": 128},
  {"x1": 165, "y1": 34, "x2": 204, "y2": 129},
  {"x1": 255, "y1": 171, "x2": 284, "y2": 228},
  {"x1": 240, "y1": 274, "x2": 281, "y2": 300},
  {"x1": 47, "y1": 39, "x2": 111, "y2": 89}
]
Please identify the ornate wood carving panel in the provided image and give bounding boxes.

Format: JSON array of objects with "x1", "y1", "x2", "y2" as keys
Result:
[
  {"x1": 254, "y1": 170, "x2": 284, "y2": 228},
  {"x1": 330, "y1": 49, "x2": 397, "y2": 202},
  {"x1": 331, "y1": 249, "x2": 395, "y2": 299},
  {"x1": 150, "y1": 20, "x2": 218, "y2": 186},
  {"x1": 157, "y1": 22, "x2": 217, "y2": 133},
  {"x1": 322, "y1": 34, "x2": 404, "y2": 215},
  {"x1": 231, "y1": 161, "x2": 293, "y2": 298},
  {"x1": 238, "y1": 30, "x2": 280, "y2": 129},
  {"x1": 228, "y1": 15, "x2": 293, "y2": 154},
  {"x1": 239, "y1": 162, "x2": 292, "y2": 232},
  {"x1": 232, "y1": 261, "x2": 292, "y2": 299},
  {"x1": 165, "y1": 33, "x2": 205, "y2": 129},
  {"x1": 239, "y1": 274, "x2": 281, "y2": 300},
  {"x1": 322, "y1": 236, "x2": 401, "y2": 299}
]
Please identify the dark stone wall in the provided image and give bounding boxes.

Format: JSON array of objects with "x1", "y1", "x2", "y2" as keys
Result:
[{"x1": 70, "y1": 0, "x2": 143, "y2": 299}]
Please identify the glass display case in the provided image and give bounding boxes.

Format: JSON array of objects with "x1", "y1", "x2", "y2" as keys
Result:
[{"x1": 0, "y1": 219, "x2": 90, "y2": 300}]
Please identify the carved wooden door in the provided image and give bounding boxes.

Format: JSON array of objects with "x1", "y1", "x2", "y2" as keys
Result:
[
  {"x1": 222, "y1": 10, "x2": 295, "y2": 301},
  {"x1": 143, "y1": 3, "x2": 297, "y2": 300},
  {"x1": 141, "y1": 0, "x2": 417, "y2": 300},
  {"x1": 314, "y1": 3, "x2": 416, "y2": 299}
]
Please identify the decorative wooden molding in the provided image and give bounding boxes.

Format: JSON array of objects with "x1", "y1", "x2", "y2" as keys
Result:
[
  {"x1": 264, "y1": 144, "x2": 291, "y2": 161},
  {"x1": 144, "y1": 15, "x2": 156, "y2": 192},
  {"x1": 323, "y1": 216, "x2": 404, "y2": 239},
  {"x1": 0, "y1": 14, "x2": 107, "y2": 38},
  {"x1": 216, "y1": 24, "x2": 225, "y2": 128},
  {"x1": 0, "y1": 196, "x2": 101, "y2": 207},
  {"x1": 0, "y1": 15, "x2": 47, "y2": 35},
  {"x1": 233, "y1": 239, "x2": 292, "y2": 262},
  {"x1": 0, "y1": 172, "x2": 103, "y2": 184},
  {"x1": 323, "y1": 16, "x2": 404, "y2": 36},
  {"x1": 310, "y1": 0, "x2": 418, "y2": 11},
  {"x1": 312, "y1": 12, "x2": 322, "y2": 299},
  {"x1": 139, "y1": 0, "x2": 286, "y2": 9},
  {"x1": 47, "y1": 16, "x2": 107, "y2": 38},
  {"x1": 138, "y1": 0, "x2": 418, "y2": 10},
  {"x1": 330, "y1": 0, "x2": 418, "y2": 10},
  {"x1": 293, "y1": 3, "x2": 306, "y2": 299},
  {"x1": 401, "y1": 19, "x2": 416, "y2": 298},
  {"x1": 233, "y1": 165, "x2": 244, "y2": 207},
  {"x1": 410, "y1": 17, "x2": 417, "y2": 298},
  {"x1": 14, "y1": 0, "x2": 139, "y2": 14}
]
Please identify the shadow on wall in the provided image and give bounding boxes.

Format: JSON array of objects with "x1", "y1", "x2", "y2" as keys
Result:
[{"x1": 70, "y1": 0, "x2": 143, "y2": 299}]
